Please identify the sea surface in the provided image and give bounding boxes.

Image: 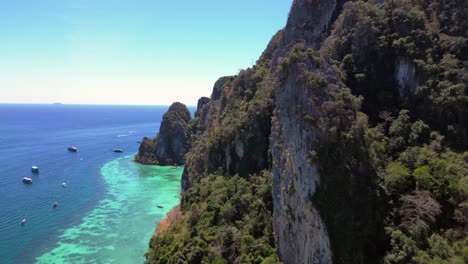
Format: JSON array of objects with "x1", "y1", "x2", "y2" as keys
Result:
[{"x1": 0, "y1": 104, "x2": 185, "y2": 264}]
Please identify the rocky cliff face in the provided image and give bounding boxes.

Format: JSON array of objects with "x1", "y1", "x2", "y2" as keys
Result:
[
  {"x1": 181, "y1": 31, "x2": 283, "y2": 191},
  {"x1": 136, "y1": 102, "x2": 191, "y2": 165},
  {"x1": 148, "y1": 0, "x2": 467, "y2": 263},
  {"x1": 270, "y1": 0, "x2": 390, "y2": 263},
  {"x1": 271, "y1": 1, "x2": 343, "y2": 263},
  {"x1": 284, "y1": 0, "x2": 340, "y2": 47},
  {"x1": 395, "y1": 57, "x2": 419, "y2": 96},
  {"x1": 136, "y1": 137, "x2": 158, "y2": 164}
]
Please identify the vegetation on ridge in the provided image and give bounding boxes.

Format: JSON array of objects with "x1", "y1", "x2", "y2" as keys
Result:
[{"x1": 146, "y1": 0, "x2": 467, "y2": 263}]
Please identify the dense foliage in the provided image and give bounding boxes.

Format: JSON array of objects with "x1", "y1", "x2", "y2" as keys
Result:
[
  {"x1": 366, "y1": 116, "x2": 468, "y2": 263},
  {"x1": 146, "y1": 171, "x2": 279, "y2": 264},
  {"x1": 183, "y1": 30, "x2": 283, "y2": 182},
  {"x1": 146, "y1": 0, "x2": 466, "y2": 263},
  {"x1": 324, "y1": 0, "x2": 467, "y2": 149},
  {"x1": 322, "y1": 0, "x2": 468, "y2": 262}
]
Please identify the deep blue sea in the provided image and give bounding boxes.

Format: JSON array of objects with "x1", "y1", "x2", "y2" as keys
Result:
[{"x1": 0, "y1": 104, "x2": 186, "y2": 264}]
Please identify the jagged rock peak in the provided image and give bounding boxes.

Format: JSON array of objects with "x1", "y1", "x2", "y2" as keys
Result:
[
  {"x1": 195, "y1": 97, "x2": 210, "y2": 118},
  {"x1": 285, "y1": 0, "x2": 342, "y2": 47},
  {"x1": 211, "y1": 76, "x2": 234, "y2": 101},
  {"x1": 165, "y1": 102, "x2": 191, "y2": 123},
  {"x1": 136, "y1": 102, "x2": 191, "y2": 166}
]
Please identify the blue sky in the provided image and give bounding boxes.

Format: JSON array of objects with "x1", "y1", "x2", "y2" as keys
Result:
[{"x1": 0, "y1": 0, "x2": 291, "y2": 105}]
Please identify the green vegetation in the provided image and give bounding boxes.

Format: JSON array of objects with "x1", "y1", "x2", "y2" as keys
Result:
[
  {"x1": 184, "y1": 30, "x2": 283, "y2": 180},
  {"x1": 318, "y1": 1, "x2": 468, "y2": 262},
  {"x1": 327, "y1": 0, "x2": 467, "y2": 150},
  {"x1": 146, "y1": 0, "x2": 466, "y2": 263},
  {"x1": 146, "y1": 171, "x2": 279, "y2": 264},
  {"x1": 367, "y1": 121, "x2": 468, "y2": 263},
  {"x1": 146, "y1": 31, "x2": 284, "y2": 262}
]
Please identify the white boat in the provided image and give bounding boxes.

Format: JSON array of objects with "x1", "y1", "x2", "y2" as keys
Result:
[
  {"x1": 31, "y1": 166, "x2": 39, "y2": 173},
  {"x1": 22, "y1": 177, "x2": 32, "y2": 184},
  {"x1": 62, "y1": 182, "x2": 67, "y2": 187}
]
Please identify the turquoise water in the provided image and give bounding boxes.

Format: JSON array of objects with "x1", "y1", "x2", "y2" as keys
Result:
[
  {"x1": 36, "y1": 156, "x2": 182, "y2": 263},
  {"x1": 0, "y1": 104, "x2": 191, "y2": 263}
]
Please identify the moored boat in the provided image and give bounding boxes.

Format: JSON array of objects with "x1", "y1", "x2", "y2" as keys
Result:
[
  {"x1": 113, "y1": 149, "x2": 124, "y2": 153},
  {"x1": 22, "y1": 177, "x2": 32, "y2": 184},
  {"x1": 31, "y1": 166, "x2": 39, "y2": 173},
  {"x1": 68, "y1": 146, "x2": 77, "y2": 152}
]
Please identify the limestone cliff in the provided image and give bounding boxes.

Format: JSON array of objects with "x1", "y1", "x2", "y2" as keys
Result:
[
  {"x1": 181, "y1": 31, "x2": 283, "y2": 191},
  {"x1": 270, "y1": 0, "x2": 467, "y2": 262},
  {"x1": 270, "y1": 1, "x2": 386, "y2": 263},
  {"x1": 136, "y1": 102, "x2": 191, "y2": 165},
  {"x1": 148, "y1": 0, "x2": 468, "y2": 263}
]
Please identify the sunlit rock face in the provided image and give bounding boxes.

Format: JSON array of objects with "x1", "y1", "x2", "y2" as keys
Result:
[{"x1": 270, "y1": 1, "x2": 343, "y2": 263}]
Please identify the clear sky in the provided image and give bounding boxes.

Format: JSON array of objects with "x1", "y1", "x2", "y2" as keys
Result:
[{"x1": 0, "y1": 0, "x2": 291, "y2": 105}]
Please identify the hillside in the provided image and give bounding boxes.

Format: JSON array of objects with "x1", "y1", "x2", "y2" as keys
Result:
[{"x1": 146, "y1": 0, "x2": 467, "y2": 263}]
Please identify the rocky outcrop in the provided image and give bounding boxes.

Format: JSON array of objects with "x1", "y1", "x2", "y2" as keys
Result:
[
  {"x1": 284, "y1": 0, "x2": 340, "y2": 47},
  {"x1": 270, "y1": 2, "x2": 343, "y2": 263},
  {"x1": 211, "y1": 76, "x2": 233, "y2": 101},
  {"x1": 395, "y1": 57, "x2": 419, "y2": 96},
  {"x1": 271, "y1": 59, "x2": 335, "y2": 264},
  {"x1": 181, "y1": 31, "x2": 283, "y2": 191},
  {"x1": 192, "y1": 97, "x2": 211, "y2": 133},
  {"x1": 136, "y1": 102, "x2": 191, "y2": 166},
  {"x1": 270, "y1": 1, "x2": 385, "y2": 263},
  {"x1": 136, "y1": 137, "x2": 158, "y2": 164},
  {"x1": 195, "y1": 97, "x2": 210, "y2": 118}
]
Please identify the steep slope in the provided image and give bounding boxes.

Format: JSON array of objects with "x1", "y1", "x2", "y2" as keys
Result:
[
  {"x1": 136, "y1": 102, "x2": 191, "y2": 165},
  {"x1": 147, "y1": 0, "x2": 467, "y2": 263},
  {"x1": 270, "y1": 1, "x2": 385, "y2": 262},
  {"x1": 181, "y1": 30, "x2": 284, "y2": 191},
  {"x1": 146, "y1": 31, "x2": 283, "y2": 264},
  {"x1": 271, "y1": 0, "x2": 467, "y2": 263}
]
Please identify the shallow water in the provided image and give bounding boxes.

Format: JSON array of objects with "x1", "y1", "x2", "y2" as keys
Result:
[
  {"x1": 36, "y1": 156, "x2": 182, "y2": 264},
  {"x1": 0, "y1": 104, "x2": 188, "y2": 263}
]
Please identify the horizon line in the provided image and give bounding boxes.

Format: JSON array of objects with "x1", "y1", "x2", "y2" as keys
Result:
[{"x1": 0, "y1": 102, "x2": 198, "y2": 107}]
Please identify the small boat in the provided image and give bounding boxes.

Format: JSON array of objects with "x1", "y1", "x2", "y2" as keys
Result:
[
  {"x1": 113, "y1": 149, "x2": 124, "y2": 153},
  {"x1": 62, "y1": 182, "x2": 67, "y2": 187},
  {"x1": 21, "y1": 218, "x2": 26, "y2": 225},
  {"x1": 68, "y1": 146, "x2": 77, "y2": 152},
  {"x1": 53, "y1": 202, "x2": 59, "y2": 208},
  {"x1": 22, "y1": 177, "x2": 33, "y2": 184},
  {"x1": 31, "y1": 166, "x2": 39, "y2": 173},
  {"x1": 157, "y1": 205, "x2": 163, "y2": 209}
]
